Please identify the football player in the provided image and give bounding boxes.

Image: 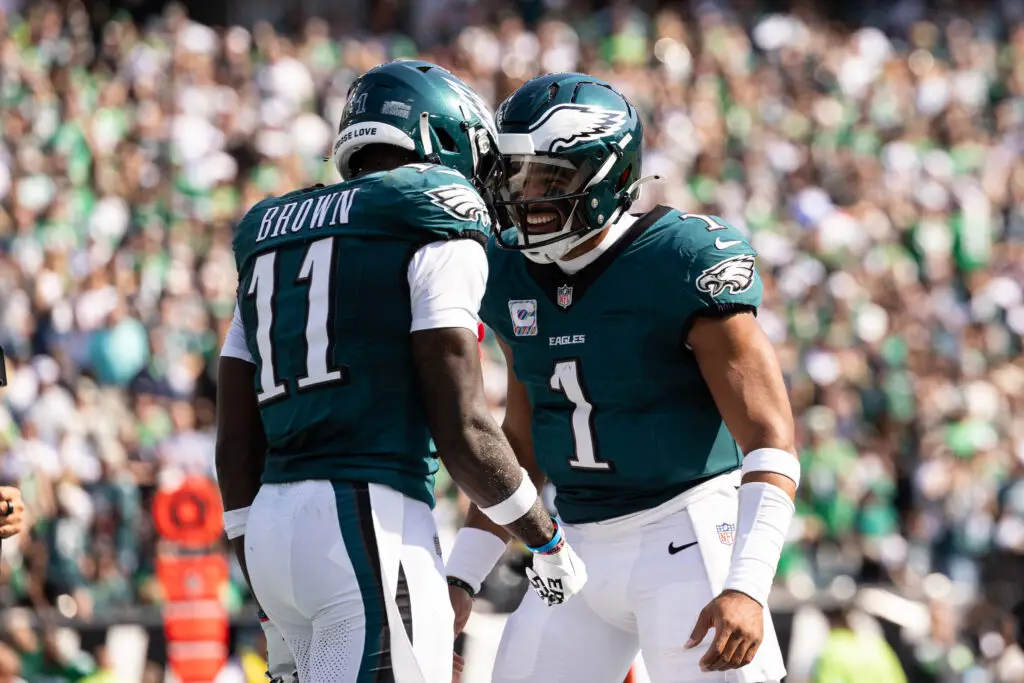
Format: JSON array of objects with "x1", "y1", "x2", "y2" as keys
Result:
[
  {"x1": 444, "y1": 73, "x2": 799, "y2": 683},
  {"x1": 215, "y1": 62, "x2": 587, "y2": 683}
]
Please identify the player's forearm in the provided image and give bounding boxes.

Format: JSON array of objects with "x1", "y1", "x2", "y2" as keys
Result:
[
  {"x1": 230, "y1": 537, "x2": 252, "y2": 587},
  {"x1": 734, "y1": 417, "x2": 797, "y2": 500},
  {"x1": 691, "y1": 314, "x2": 799, "y2": 605},
  {"x1": 215, "y1": 435, "x2": 263, "y2": 588},
  {"x1": 462, "y1": 502, "x2": 511, "y2": 542},
  {"x1": 413, "y1": 328, "x2": 555, "y2": 548},
  {"x1": 440, "y1": 418, "x2": 555, "y2": 549},
  {"x1": 460, "y1": 420, "x2": 547, "y2": 544},
  {"x1": 215, "y1": 356, "x2": 267, "y2": 515},
  {"x1": 215, "y1": 438, "x2": 264, "y2": 513}
]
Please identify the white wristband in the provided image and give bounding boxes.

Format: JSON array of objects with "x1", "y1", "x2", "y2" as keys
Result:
[
  {"x1": 742, "y1": 448, "x2": 801, "y2": 488},
  {"x1": 445, "y1": 527, "x2": 508, "y2": 594},
  {"x1": 479, "y1": 468, "x2": 538, "y2": 526},
  {"x1": 723, "y1": 482, "x2": 795, "y2": 607},
  {"x1": 223, "y1": 507, "x2": 250, "y2": 540}
]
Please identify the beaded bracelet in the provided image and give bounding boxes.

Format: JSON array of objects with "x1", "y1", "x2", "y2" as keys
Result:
[{"x1": 446, "y1": 576, "x2": 476, "y2": 598}]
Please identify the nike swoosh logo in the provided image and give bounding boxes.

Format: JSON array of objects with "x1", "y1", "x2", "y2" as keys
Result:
[
  {"x1": 715, "y1": 238, "x2": 742, "y2": 249},
  {"x1": 668, "y1": 541, "x2": 698, "y2": 555}
]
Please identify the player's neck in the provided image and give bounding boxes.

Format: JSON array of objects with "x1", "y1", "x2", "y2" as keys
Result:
[
  {"x1": 562, "y1": 226, "x2": 612, "y2": 262},
  {"x1": 555, "y1": 214, "x2": 637, "y2": 274}
]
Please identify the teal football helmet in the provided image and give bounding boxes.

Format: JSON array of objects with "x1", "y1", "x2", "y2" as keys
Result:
[
  {"x1": 332, "y1": 60, "x2": 500, "y2": 194},
  {"x1": 492, "y1": 73, "x2": 647, "y2": 263}
]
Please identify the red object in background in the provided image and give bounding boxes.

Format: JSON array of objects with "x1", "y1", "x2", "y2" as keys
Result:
[
  {"x1": 154, "y1": 479, "x2": 230, "y2": 683},
  {"x1": 167, "y1": 640, "x2": 229, "y2": 683},
  {"x1": 478, "y1": 322, "x2": 485, "y2": 358},
  {"x1": 624, "y1": 667, "x2": 634, "y2": 683},
  {"x1": 152, "y1": 476, "x2": 224, "y2": 548},
  {"x1": 156, "y1": 555, "x2": 229, "y2": 602}
]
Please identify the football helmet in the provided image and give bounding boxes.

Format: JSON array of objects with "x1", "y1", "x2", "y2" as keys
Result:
[
  {"x1": 492, "y1": 73, "x2": 650, "y2": 263},
  {"x1": 333, "y1": 60, "x2": 500, "y2": 197}
]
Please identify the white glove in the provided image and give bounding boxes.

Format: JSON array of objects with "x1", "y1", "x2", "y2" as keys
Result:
[
  {"x1": 259, "y1": 610, "x2": 298, "y2": 683},
  {"x1": 525, "y1": 539, "x2": 587, "y2": 606}
]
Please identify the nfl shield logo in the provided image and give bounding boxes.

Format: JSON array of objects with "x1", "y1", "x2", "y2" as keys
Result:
[
  {"x1": 716, "y1": 522, "x2": 736, "y2": 546},
  {"x1": 556, "y1": 285, "x2": 573, "y2": 309}
]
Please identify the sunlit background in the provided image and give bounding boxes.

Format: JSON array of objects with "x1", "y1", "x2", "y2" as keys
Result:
[{"x1": 1, "y1": 0, "x2": 1023, "y2": 681}]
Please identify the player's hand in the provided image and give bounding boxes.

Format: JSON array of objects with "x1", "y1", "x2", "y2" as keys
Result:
[
  {"x1": 448, "y1": 583, "x2": 474, "y2": 636},
  {"x1": 686, "y1": 589, "x2": 763, "y2": 672},
  {"x1": 525, "y1": 541, "x2": 587, "y2": 606},
  {"x1": 452, "y1": 651, "x2": 464, "y2": 682},
  {"x1": 0, "y1": 487, "x2": 25, "y2": 539}
]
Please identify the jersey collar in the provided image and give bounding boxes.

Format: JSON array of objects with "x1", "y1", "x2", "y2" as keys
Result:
[{"x1": 524, "y1": 205, "x2": 672, "y2": 312}]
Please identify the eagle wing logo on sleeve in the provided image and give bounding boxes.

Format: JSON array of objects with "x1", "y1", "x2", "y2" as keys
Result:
[
  {"x1": 696, "y1": 254, "x2": 756, "y2": 297},
  {"x1": 529, "y1": 104, "x2": 628, "y2": 152},
  {"x1": 425, "y1": 184, "x2": 492, "y2": 228}
]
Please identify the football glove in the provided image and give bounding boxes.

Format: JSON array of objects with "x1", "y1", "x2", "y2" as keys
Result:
[
  {"x1": 525, "y1": 540, "x2": 587, "y2": 606},
  {"x1": 259, "y1": 610, "x2": 298, "y2": 683}
]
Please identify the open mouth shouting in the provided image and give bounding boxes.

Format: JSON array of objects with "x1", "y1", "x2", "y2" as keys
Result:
[{"x1": 525, "y1": 207, "x2": 565, "y2": 235}]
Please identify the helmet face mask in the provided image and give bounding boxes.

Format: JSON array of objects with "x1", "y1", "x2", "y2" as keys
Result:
[
  {"x1": 492, "y1": 154, "x2": 600, "y2": 260},
  {"x1": 492, "y1": 74, "x2": 644, "y2": 263}
]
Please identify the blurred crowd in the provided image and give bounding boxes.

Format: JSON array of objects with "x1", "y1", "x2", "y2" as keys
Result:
[{"x1": 1, "y1": 0, "x2": 1024, "y2": 680}]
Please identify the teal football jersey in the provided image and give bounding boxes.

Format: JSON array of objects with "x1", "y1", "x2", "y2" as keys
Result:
[
  {"x1": 232, "y1": 164, "x2": 491, "y2": 507},
  {"x1": 481, "y1": 208, "x2": 763, "y2": 523}
]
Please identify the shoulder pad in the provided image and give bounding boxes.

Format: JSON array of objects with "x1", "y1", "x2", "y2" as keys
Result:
[
  {"x1": 382, "y1": 164, "x2": 492, "y2": 240},
  {"x1": 654, "y1": 210, "x2": 761, "y2": 312},
  {"x1": 384, "y1": 163, "x2": 472, "y2": 190},
  {"x1": 669, "y1": 211, "x2": 753, "y2": 254}
]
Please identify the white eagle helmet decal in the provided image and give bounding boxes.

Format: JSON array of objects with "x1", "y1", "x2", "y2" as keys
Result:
[
  {"x1": 527, "y1": 104, "x2": 628, "y2": 153},
  {"x1": 696, "y1": 254, "x2": 756, "y2": 297}
]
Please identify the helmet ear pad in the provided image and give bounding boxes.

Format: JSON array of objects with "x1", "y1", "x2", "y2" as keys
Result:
[
  {"x1": 347, "y1": 145, "x2": 421, "y2": 178},
  {"x1": 333, "y1": 121, "x2": 419, "y2": 181}
]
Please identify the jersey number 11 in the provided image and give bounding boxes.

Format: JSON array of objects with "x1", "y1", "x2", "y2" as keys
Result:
[{"x1": 247, "y1": 236, "x2": 348, "y2": 404}]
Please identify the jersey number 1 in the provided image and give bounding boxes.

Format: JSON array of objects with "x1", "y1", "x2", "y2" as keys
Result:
[
  {"x1": 247, "y1": 236, "x2": 347, "y2": 404},
  {"x1": 550, "y1": 360, "x2": 613, "y2": 472}
]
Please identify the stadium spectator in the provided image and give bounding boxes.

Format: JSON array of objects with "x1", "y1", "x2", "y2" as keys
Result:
[
  {"x1": 813, "y1": 604, "x2": 908, "y2": 683},
  {"x1": 0, "y1": 1, "x2": 1022, "y2": 681}
]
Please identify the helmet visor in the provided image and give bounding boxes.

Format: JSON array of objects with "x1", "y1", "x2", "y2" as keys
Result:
[{"x1": 494, "y1": 155, "x2": 597, "y2": 249}]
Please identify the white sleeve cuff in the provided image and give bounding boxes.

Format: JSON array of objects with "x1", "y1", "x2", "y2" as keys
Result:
[
  {"x1": 478, "y1": 468, "x2": 538, "y2": 526},
  {"x1": 445, "y1": 527, "x2": 508, "y2": 594},
  {"x1": 407, "y1": 240, "x2": 487, "y2": 333},
  {"x1": 742, "y1": 448, "x2": 801, "y2": 488},
  {"x1": 220, "y1": 304, "x2": 255, "y2": 364},
  {"x1": 223, "y1": 506, "x2": 250, "y2": 540}
]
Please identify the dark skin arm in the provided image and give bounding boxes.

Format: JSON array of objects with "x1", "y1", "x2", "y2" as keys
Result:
[
  {"x1": 685, "y1": 311, "x2": 797, "y2": 672},
  {"x1": 460, "y1": 338, "x2": 547, "y2": 544},
  {"x1": 449, "y1": 338, "x2": 546, "y2": 634},
  {"x1": 411, "y1": 327, "x2": 554, "y2": 549},
  {"x1": 215, "y1": 355, "x2": 267, "y2": 589}
]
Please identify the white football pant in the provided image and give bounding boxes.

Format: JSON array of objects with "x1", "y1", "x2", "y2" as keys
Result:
[
  {"x1": 245, "y1": 480, "x2": 454, "y2": 683},
  {"x1": 492, "y1": 474, "x2": 786, "y2": 683}
]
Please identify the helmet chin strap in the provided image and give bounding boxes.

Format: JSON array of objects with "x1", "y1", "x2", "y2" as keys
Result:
[{"x1": 521, "y1": 199, "x2": 585, "y2": 264}]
